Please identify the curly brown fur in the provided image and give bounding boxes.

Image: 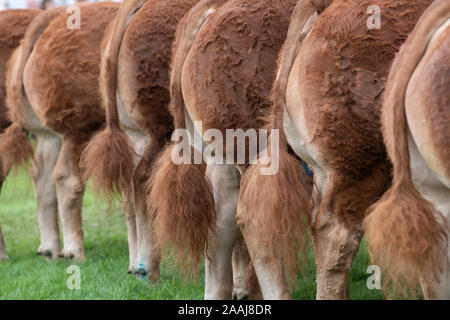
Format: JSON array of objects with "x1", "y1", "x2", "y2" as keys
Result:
[
  {"x1": 27, "y1": 4, "x2": 118, "y2": 140},
  {"x1": 148, "y1": 143, "x2": 215, "y2": 273},
  {"x1": 0, "y1": 9, "x2": 40, "y2": 133},
  {"x1": 122, "y1": 0, "x2": 198, "y2": 134},
  {"x1": 0, "y1": 10, "x2": 40, "y2": 179},
  {"x1": 365, "y1": 0, "x2": 450, "y2": 297},
  {"x1": 0, "y1": 9, "x2": 40, "y2": 52},
  {"x1": 0, "y1": 123, "x2": 33, "y2": 175},
  {"x1": 6, "y1": 7, "x2": 66, "y2": 127},
  {"x1": 168, "y1": 0, "x2": 228, "y2": 130},
  {"x1": 1, "y1": 8, "x2": 65, "y2": 178}
]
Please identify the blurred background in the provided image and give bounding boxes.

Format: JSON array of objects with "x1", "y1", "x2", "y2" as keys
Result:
[{"x1": 0, "y1": 0, "x2": 121, "y2": 11}]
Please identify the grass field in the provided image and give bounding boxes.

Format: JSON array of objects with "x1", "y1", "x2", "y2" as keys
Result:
[{"x1": 0, "y1": 165, "x2": 384, "y2": 300}]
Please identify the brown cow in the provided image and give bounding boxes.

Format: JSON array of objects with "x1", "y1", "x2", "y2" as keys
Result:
[
  {"x1": 0, "y1": 8, "x2": 41, "y2": 262},
  {"x1": 365, "y1": 0, "x2": 450, "y2": 299},
  {"x1": 81, "y1": 0, "x2": 199, "y2": 280},
  {"x1": 148, "y1": 0, "x2": 302, "y2": 299},
  {"x1": 0, "y1": 3, "x2": 119, "y2": 261},
  {"x1": 240, "y1": 0, "x2": 432, "y2": 299}
]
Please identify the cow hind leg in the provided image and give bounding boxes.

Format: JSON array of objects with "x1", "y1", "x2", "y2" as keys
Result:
[
  {"x1": 204, "y1": 164, "x2": 241, "y2": 300},
  {"x1": 232, "y1": 233, "x2": 262, "y2": 300},
  {"x1": 120, "y1": 126, "x2": 149, "y2": 277},
  {"x1": 313, "y1": 204, "x2": 360, "y2": 300},
  {"x1": 124, "y1": 183, "x2": 138, "y2": 274},
  {"x1": 133, "y1": 137, "x2": 165, "y2": 283},
  {"x1": 237, "y1": 201, "x2": 291, "y2": 300},
  {"x1": 33, "y1": 133, "x2": 62, "y2": 259},
  {"x1": 134, "y1": 169, "x2": 161, "y2": 283},
  {"x1": 53, "y1": 137, "x2": 85, "y2": 261},
  {"x1": 313, "y1": 165, "x2": 389, "y2": 300}
]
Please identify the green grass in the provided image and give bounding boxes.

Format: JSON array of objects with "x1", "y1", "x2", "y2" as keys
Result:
[{"x1": 0, "y1": 165, "x2": 383, "y2": 300}]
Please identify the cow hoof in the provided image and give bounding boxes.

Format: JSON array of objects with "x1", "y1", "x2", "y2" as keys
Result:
[
  {"x1": 36, "y1": 246, "x2": 59, "y2": 260},
  {"x1": 232, "y1": 291, "x2": 249, "y2": 300},
  {"x1": 58, "y1": 252, "x2": 74, "y2": 259},
  {"x1": 128, "y1": 265, "x2": 138, "y2": 275},
  {"x1": 0, "y1": 254, "x2": 9, "y2": 262},
  {"x1": 59, "y1": 249, "x2": 85, "y2": 261},
  {"x1": 43, "y1": 250, "x2": 55, "y2": 258}
]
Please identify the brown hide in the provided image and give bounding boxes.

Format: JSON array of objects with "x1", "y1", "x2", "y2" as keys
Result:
[
  {"x1": 26, "y1": 3, "x2": 119, "y2": 142},
  {"x1": 0, "y1": 9, "x2": 40, "y2": 133},
  {"x1": 122, "y1": 0, "x2": 199, "y2": 138},
  {"x1": 182, "y1": 0, "x2": 298, "y2": 135}
]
